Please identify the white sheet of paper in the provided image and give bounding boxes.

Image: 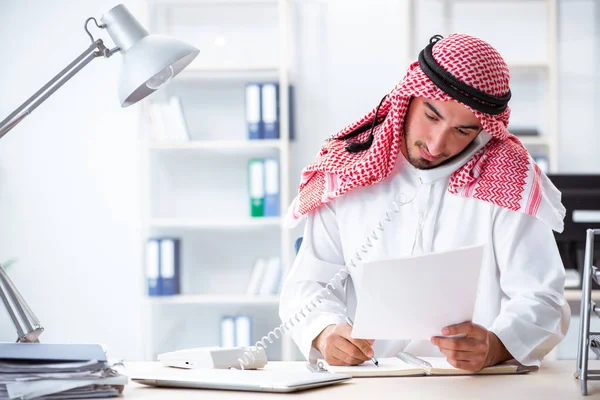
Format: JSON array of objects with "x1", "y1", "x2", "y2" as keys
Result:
[{"x1": 350, "y1": 244, "x2": 485, "y2": 340}]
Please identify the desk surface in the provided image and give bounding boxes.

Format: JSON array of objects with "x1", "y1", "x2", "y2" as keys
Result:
[{"x1": 117, "y1": 360, "x2": 600, "y2": 399}]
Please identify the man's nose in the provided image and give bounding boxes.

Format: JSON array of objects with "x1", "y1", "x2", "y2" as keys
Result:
[{"x1": 427, "y1": 128, "x2": 450, "y2": 157}]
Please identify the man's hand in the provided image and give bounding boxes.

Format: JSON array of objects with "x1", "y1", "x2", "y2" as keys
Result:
[
  {"x1": 312, "y1": 323, "x2": 375, "y2": 366},
  {"x1": 430, "y1": 321, "x2": 512, "y2": 372}
]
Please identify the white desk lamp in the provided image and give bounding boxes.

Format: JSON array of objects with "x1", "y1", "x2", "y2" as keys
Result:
[{"x1": 0, "y1": 4, "x2": 199, "y2": 342}]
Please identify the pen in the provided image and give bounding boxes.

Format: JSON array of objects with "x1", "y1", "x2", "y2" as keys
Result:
[{"x1": 345, "y1": 316, "x2": 379, "y2": 367}]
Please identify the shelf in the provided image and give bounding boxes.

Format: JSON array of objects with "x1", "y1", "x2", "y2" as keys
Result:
[
  {"x1": 145, "y1": 294, "x2": 280, "y2": 305},
  {"x1": 565, "y1": 289, "x2": 600, "y2": 302},
  {"x1": 514, "y1": 136, "x2": 550, "y2": 146},
  {"x1": 183, "y1": 65, "x2": 279, "y2": 73},
  {"x1": 508, "y1": 62, "x2": 550, "y2": 70},
  {"x1": 148, "y1": 140, "x2": 282, "y2": 151},
  {"x1": 149, "y1": 0, "x2": 278, "y2": 6},
  {"x1": 149, "y1": 291, "x2": 596, "y2": 304},
  {"x1": 177, "y1": 65, "x2": 280, "y2": 81},
  {"x1": 149, "y1": 217, "x2": 281, "y2": 229},
  {"x1": 446, "y1": 0, "x2": 550, "y2": 3}
]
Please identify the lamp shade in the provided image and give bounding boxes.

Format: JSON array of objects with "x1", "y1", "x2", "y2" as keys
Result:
[{"x1": 101, "y1": 4, "x2": 199, "y2": 107}]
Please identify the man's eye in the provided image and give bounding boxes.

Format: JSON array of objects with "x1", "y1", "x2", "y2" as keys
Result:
[
  {"x1": 425, "y1": 114, "x2": 437, "y2": 121},
  {"x1": 457, "y1": 129, "x2": 469, "y2": 136}
]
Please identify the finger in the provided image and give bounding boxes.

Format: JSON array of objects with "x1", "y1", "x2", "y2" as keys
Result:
[
  {"x1": 431, "y1": 337, "x2": 488, "y2": 353},
  {"x1": 439, "y1": 348, "x2": 478, "y2": 362},
  {"x1": 446, "y1": 358, "x2": 482, "y2": 373},
  {"x1": 348, "y1": 338, "x2": 375, "y2": 359},
  {"x1": 330, "y1": 346, "x2": 367, "y2": 366},
  {"x1": 325, "y1": 354, "x2": 351, "y2": 366},
  {"x1": 442, "y1": 322, "x2": 486, "y2": 339},
  {"x1": 331, "y1": 338, "x2": 370, "y2": 365},
  {"x1": 339, "y1": 326, "x2": 375, "y2": 358},
  {"x1": 441, "y1": 321, "x2": 473, "y2": 336}
]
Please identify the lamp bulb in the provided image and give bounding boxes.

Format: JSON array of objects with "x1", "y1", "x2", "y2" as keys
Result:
[{"x1": 146, "y1": 65, "x2": 174, "y2": 90}]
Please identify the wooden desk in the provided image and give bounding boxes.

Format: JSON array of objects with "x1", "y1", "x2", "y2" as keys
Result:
[{"x1": 117, "y1": 360, "x2": 600, "y2": 399}]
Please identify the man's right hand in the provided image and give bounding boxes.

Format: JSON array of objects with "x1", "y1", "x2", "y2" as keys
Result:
[{"x1": 312, "y1": 323, "x2": 375, "y2": 366}]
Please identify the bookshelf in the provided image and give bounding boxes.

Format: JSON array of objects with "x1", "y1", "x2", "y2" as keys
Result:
[
  {"x1": 149, "y1": 217, "x2": 282, "y2": 229},
  {"x1": 408, "y1": 0, "x2": 559, "y2": 173},
  {"x1": 139, "y1": 0, "x2": 296, "y2": 362},
  {"x1": 145, "y1": 294, "x2": 280, "y2": 306},
  {"x1": 148, "y1": 139, "x2": 283, "y2": 151}
]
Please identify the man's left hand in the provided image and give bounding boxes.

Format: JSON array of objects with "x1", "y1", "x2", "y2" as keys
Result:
[{"x1": 430, "y1": 321, "x2": 509, "y2": 372}]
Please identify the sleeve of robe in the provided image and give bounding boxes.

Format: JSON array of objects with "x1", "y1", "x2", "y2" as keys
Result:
[
  {"x1": 278, "y1": 201, "x2": 347, "y2": 363},
  {"x1": 488, "y1": 206, "x2": 571, "y2": 367}
]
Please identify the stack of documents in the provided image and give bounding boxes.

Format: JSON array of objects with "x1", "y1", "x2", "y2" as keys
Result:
[
  {"x1": 351, "y1": 244, "x2": 485, "y2": 340},
  {"x1": 0, "y1": 343, "x2": 127, "y2": 400}
]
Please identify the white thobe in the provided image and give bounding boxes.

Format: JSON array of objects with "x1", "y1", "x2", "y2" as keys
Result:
[{"x1": 279, "y1": 132, "x2": 570, "y2": 367}]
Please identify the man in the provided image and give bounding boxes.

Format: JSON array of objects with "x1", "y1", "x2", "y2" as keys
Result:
[{"x1": 279, "y1": 34, "x2": 570, "y2": 372}]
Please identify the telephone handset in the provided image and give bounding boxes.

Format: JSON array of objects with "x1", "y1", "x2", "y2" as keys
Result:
[{"x1": 234, "y1": 187, "x2": 421, "y2": 369}]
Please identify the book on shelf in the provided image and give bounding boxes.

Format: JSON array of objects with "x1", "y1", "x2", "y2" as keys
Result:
[
  {"x1": 220, "y1": 315, "x2": 252, "y2": 348},
  {"x1": 147, "y1": 98, "x2": 190, "y2": 142},
  {"x1": 261, "y1": 83, "x2": 278, "y2": 139},
  {"x1": 166, "y1": 96, "x2": 190, "y2": 142},
  {"x1": 288, "y1": 84, "x2": 295, "y2": 141},
  {"x1": 145, "y1": 237, "x2": 181, "y2": 296},
  {"x1": 246, "y1": 258, "x2": 268, "y2": 295},
  {"x1": 247, "y1": 158, "x2": 280, "y2": 218},
  {"x1": 511, "y1": 127, "x2": 539, "y2": 136},
  {"x1": 245, "y1": 82, "x2": 295, "y2": 141},
  {"x1": 245, "y1": 83, "x2": 262, "y2": 140},
  {"x1": 317, "y1": 352, "x2": 531, "y2": 377},
  {"x1": 263, "y1": 158, "x2": 280, "y2": 217},
  {"x1": 160, "y1": 238, "x2": 181, "y2": 296},
  {"x1": 246, "y1": 257, "x2": 281, "y2": 296},
  {"x1": 258, "y1": 257, "x2": 282, "y2": 295},
  {"x1": 220, "y1": 316, "x2": 236, "y2": 348},
  {"x1": 248, "y1": 158, "x2": 265, "y2": 217},
  {"x1": 234, "y1": 315, "x2": 252, "y2": 347},
  {"x1": 146, "y1": 239, "x2": 160, "y2": 296}
]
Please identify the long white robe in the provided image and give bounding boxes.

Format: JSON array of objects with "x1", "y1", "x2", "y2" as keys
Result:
[{"x1": 279, "y1": 132, "x2": 570, "y2": 367}]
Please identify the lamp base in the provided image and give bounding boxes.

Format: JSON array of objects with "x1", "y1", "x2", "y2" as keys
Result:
[{"x1": 18, "y1": 327, "x2": 44, "y2": 343}]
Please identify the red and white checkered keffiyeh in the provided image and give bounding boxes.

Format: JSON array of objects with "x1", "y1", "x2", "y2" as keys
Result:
[{"x1": 285, "y1": 34, "x2": 565, "y2": 232}]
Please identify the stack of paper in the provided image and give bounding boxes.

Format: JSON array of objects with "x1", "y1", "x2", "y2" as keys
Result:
[
  {"x1": 351, "y1": 244, "x2": 485, "y2": 340},
  {"x1": 0, "y1": 343, "x2": 127, "y2": 400}
]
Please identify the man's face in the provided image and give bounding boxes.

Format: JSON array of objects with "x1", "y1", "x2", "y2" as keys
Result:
[{"x1": 402, "y1": 97, "x2": 483, "y2": 170}]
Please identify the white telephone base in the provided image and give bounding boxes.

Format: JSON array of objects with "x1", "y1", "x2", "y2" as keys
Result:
[{"x1": 158, "y1": 346, "x2": 268, "y2": 370}]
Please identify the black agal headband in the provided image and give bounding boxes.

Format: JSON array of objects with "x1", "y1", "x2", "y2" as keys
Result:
[{"x1": 418, "y1": 35, "x2": 511, "y2": 115}]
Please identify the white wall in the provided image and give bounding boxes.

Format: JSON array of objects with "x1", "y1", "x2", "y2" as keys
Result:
[
  {"x1": 290, "y1": 0, "x2": 410, "y2": 190},
  {"x1": 0, "y1": 0, "x2": 145, "y2": 360},
  {"x1": 557, "y1": 0, "x2": 600, "y2": 173}
]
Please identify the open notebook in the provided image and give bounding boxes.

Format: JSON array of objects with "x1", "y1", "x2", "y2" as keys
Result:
[{"x1": 316, "y1": 352, "x2": 532, "y2": 377}]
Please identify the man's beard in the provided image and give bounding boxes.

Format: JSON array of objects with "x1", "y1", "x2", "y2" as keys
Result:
[
  {"x1": 404, "y1": 138, "x2": 475, "y2": 170},
  {"x1": 406, "y1": 140, "x2": 449, "y2": 170}
]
